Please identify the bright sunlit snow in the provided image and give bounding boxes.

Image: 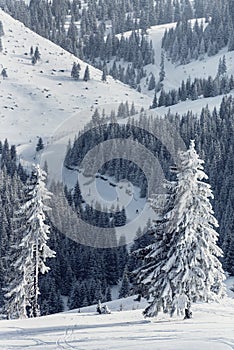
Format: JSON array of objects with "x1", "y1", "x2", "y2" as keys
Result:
[{"x1": 0, "y1": 289, "x2": 234, "y2": 350}]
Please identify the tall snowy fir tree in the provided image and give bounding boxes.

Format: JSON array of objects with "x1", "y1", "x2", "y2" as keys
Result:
[
  {"x1": 134, "y1": 140, "x2": 226, "y2": 318},
  {"x1": 4, "y1": 165, "x2": 55, "y2": 319},
  {"x1": 118, "y1": 268, "x2": 131, "y2": 298},
  {"x1": 83, "y1": 65, "x2": 90, "y2": 81},
  {"x1": 159, "y1": 51, "x2": 165, "y2": 82}
]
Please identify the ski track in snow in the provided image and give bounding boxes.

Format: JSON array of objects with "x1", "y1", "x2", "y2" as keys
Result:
[
  {"x1": 56, "y1": 325, "x2": 77, "y2": 349},
  {"x1": 0, "y1": 295, "x2": 234, "y2": 349}
]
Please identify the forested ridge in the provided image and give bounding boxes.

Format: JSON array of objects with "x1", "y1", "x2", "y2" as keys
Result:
[{"x1": 65, "y1": 95, "x2": 234, "y2": 276}]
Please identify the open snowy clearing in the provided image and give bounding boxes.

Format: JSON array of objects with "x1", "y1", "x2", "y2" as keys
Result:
[
  {"x1": 62, "y1": 167, "x2": 157, "y2": 243},
  {"x1": 0, "y1": 293, "x2": 234, "y2": 350}
]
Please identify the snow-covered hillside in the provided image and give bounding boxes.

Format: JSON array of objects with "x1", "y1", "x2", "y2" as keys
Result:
[
  {"x1": 0, "y1": 9, "x2": 151, "y2": 147},
  {"x1": 0, "y1": 290, "x2": 234, "y2": 350},
  {"x1": 145, "y1": 21, "x2": 234, "y2": 95},
  {"x1": 0, "y1": 9, "x2": 233, "y2": 181}
]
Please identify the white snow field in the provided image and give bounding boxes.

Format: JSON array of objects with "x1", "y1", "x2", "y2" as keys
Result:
[
  {"x1": 0, "y1": 291, "x2": 234, "y2": 350},
  {"x1": 0, "y1": 9, "x2": 151, "y2": 152}
]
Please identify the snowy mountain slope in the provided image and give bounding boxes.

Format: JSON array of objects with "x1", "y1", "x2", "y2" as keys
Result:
[
  {"x1": 0, "y1": 293, "x2": 234, "y2": 350},
  {"x1": 0, "y1": 9, "x2": 151, "y2": 148},
  {"x1": 0, "y1": 9, "x2": 233, "y2": 178}
]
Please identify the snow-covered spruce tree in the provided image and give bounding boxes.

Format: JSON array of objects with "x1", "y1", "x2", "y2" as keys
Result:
[
  {"x1": 135, "y1": 140, "x2": 226, "y2": 318},
  {"x1": 0, "y1": 37, "x2": 3, "y2": 52},
  {"x1": 3, "y1": 176, "x2": 30, "y2": 319},
  {"x1": 83, "y1": 65, "x2": 90, "y2": 81},
  {"x1": 0, "y1": 20, "x2": 4, "y2": 37},
  {"x1": 119, "y1": 268, "x2": 131, "y2": 298},
  {"x1": 36, "y1": 137, "x2": 44, "y2": 152},
  {"x1": 5, "y1": 165, "x2": 55, "y2": 318},
  {"x1": 159, "y1": 51, "x2": 165, "y2": 82},
  {"x1": 4, "y1": 240, "x2": 33, "y2": 320},
  {"x1": 71, "y1": 62, "x2": 81, "y2": 80}
]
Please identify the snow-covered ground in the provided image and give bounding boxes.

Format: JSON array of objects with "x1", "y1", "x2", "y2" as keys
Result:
[
  {"x1": 0, "y1": 9, "x2": 151, "y2": 148},
  {"x1": 0, "y1": 289, "x2": 234, "y2": 350}
]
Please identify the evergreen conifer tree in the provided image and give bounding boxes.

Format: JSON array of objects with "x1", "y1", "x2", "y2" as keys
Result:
[
  {"x1": 83, "y1": 65, "x2": 90, "y2": 81},
  {"x1": 158, "y1": 88, "x2": 166, "y2": 106},
  {"x1": 36, "y1": 137, "x2": 44, "y2": 152},
  {"x1": 34, "y1": 46, "x2": 40, "y2": 61},
  {"x1": 159, "y1": 51, "x2": 165, "y2": 82},
  {"x1": 228, "y1": 20, "x2": 234, "y2": 51},
  {"x1": 31, "y1": 56, "x2": 37, "y2": 65},
  {"x1": 119, "y1": 268, "x2": 130, "y2": 298},
  {"x1": 4, "y1": 165, "x2": 56, "y2": 318},
  {"x1": 0, "y1": 21, "x2": 4, "y2": 36},
  {"x1": 135, "y1": 140, "x2": 226, "y2": 318},
  {"x1": 1, "y1": 68, "x2": 7, "y2": 78},
  {"x1": 102, "y1": 64, "x2": 107, "y2": 82},
  {"x1": 148, "y1": 73, "x2": 156, "y2": 91},
  {"x1": 71, "y1": 62, "x2": 81, "y2": 80},
  {"x1": 151, "y1": 90, "x2": 158, "y2": 109}
]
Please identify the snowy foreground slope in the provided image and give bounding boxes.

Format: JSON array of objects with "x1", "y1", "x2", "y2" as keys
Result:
[{"x1": 0, "y1": 292, "x2": 234, "y2": 350}]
